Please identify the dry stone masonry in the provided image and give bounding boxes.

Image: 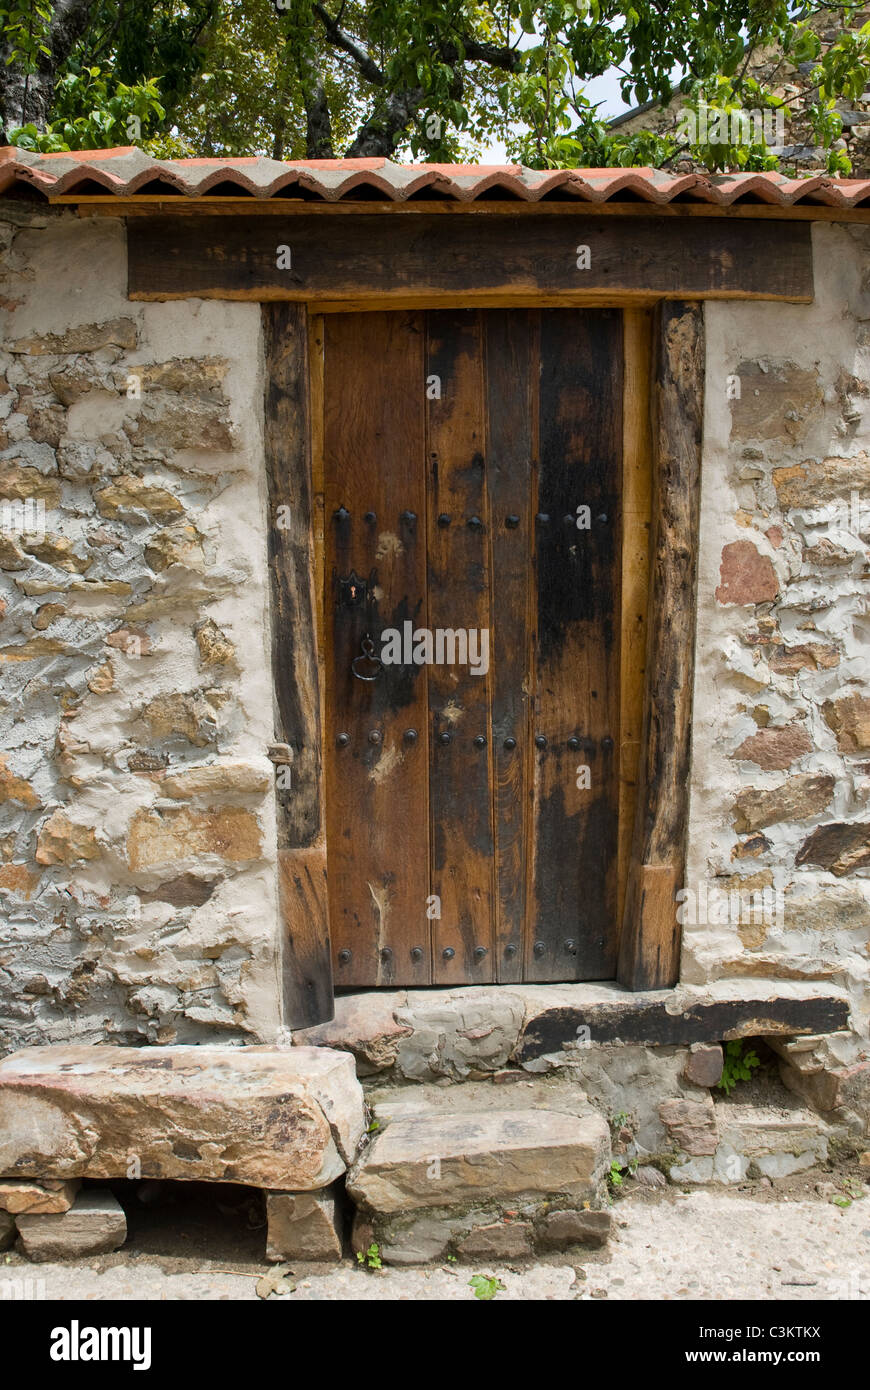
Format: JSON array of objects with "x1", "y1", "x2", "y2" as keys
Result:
[
  {"x1": 687, "y1": 222, "x2": 870, "y2": 1127},
  {"x1": 0, "y1": 204, "x2": 281, "y2": 1054}
]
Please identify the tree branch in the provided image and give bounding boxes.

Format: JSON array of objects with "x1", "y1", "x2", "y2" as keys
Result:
[
  {"x1": 458, "y1": 38, "x2": 523, "y2": 71},
  {"x1": 345, "y1": 84, "x2": 426, "y2": 157},
  {"x1": 312, "y1": 3, "x2": 384, "y2": 85},
  {"x1": 336, "y1": 25, "x2": 525, "y2": 158},
  {"x1": 298, "y1": 48, "x2": 335, "y2": 158}
]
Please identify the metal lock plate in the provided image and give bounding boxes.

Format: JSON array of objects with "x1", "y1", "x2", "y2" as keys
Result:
[{"x1": 338, "y1": 570, "x2": 367, "y2": 608}]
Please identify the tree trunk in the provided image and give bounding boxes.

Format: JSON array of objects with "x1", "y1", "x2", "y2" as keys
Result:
[
  {"x1": 347, "y1": 86, "x2": 426, "y2": 158},
  {"x1": 300, "y1": 53, "x2": 334, "y2": 159},
  {"x1": 0, "y1": 0, "x2": 97, "y2": 135}
]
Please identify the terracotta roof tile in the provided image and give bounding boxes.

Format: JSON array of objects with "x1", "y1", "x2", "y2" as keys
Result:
[{"x1": 1, "y1": 148, "x2": 869, "y2": 210}]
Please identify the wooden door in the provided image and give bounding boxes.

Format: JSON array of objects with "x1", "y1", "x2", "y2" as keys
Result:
[{"x1": 322, "y1": 308, "x2": 623, "y2": 986}]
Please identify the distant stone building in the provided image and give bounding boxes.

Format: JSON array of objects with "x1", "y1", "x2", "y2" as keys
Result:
[{"x1": 610, "y1": 6, "x2": 870, "y2": 177}]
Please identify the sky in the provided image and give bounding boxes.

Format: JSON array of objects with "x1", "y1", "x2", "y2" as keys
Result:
[{"x1": 477, "y1": 52, "x2": 645, "y2": 161}]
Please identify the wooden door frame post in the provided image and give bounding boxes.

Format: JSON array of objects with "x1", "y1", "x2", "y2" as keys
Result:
[
  {"x1": 263, "y1": 303, "x2": 334, "y2": 1027},
  {"x1": 617, "y1": 300, "x2": 705, "y2": 991}
]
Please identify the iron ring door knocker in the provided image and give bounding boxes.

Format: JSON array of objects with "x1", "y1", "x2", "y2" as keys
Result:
[{"x1": 352, "y1": 633, "x2": 383, "y2": 682}]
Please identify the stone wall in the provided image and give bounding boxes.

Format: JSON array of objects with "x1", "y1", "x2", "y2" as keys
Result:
[
  {"x1": 0, "y1": 204, "x2": 282, "y2": 1053},
  {"x1": 687, "y1": 222, "x2": 870, "y2": 1077},
  {"x1": 1, "y1": 202, "x2": 868, "y2": 1092}
]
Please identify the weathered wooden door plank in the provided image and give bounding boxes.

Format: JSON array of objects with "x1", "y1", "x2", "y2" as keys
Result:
[
  {"x1": 262, "y1": 303, "x2": 333, "y2": 1028},
  {"x1": 485, "y1": 309, "x2": 536, "y2": 982},
  {"x1": 322, "y1": 312, "x2": 431, "y2": 987},
  {"x1": 617, "y1": 301, "x2": 705, "y2": 991},
  {"x1": 425, "y1": 310, "x2": 496, "y2": 985},
  {"x1": 617, "y1": 310, "x2": 654, "y2": 936},
  {"x1": 526, "y1": 309, "x2": 622, "y2": 982},
  {"x1": 129, "y1": 215, "x2": 813, "y2": 303}
]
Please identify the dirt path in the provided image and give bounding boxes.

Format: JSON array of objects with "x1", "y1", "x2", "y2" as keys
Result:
[{"x1": 4, "y1": 1185, "x2": 868, "y2": 1301}]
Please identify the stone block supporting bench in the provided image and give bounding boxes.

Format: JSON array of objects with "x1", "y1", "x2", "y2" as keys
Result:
[{"x1": 265, "y1": 1185, "x2": 344, "y2": 1261}]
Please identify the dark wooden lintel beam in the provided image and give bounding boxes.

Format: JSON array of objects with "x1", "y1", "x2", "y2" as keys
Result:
[{"x1": 128, "y1": 214, "x2": 813, "y2": 303}]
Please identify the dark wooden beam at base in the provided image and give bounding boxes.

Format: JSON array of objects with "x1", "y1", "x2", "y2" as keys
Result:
[
  {"x1": 617, "y1": 301, "x2": 705, "y2": 992},
  {"x1": 263, "y1": 303, "x2": 334, "y2": 1029},
  {"x1": 128, "y1": 213, "x2": 813, "y2": 303},
  {"x1": 516, "y1": 991, "x2": 850, "y2": 1061}
]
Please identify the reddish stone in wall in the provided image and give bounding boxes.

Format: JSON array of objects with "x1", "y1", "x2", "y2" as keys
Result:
[
  {"x1": 733, "y1": 723, "x2": 813, "y2": 770},
  {"x1": 716, "y1": 540, "x2": 779, "y2": 606}
]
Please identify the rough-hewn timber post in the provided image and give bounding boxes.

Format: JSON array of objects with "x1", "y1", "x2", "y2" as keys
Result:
[
  {"x1": 617, "y1": 300, "x2": 705, "y2": 991},
  {"x1": 263, "y1": 303, "x2": 333, "y2": 1027}
]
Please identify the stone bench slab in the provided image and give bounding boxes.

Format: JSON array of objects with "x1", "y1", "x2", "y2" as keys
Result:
[{"x1": 0, "y1": 1045, "x2": 365, "y2": 1191}]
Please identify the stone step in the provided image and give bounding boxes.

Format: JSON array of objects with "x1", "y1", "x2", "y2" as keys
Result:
[
  {"x1": 0, "y1": 1045, "x2": 365, "y2": 1191},
  {"x1": 367, "y1": 1076, "x2": 595, "y2": 1127},
  {"x1": 346, "y1": 1105, "x2": 611, "y2": 1265},
  {"x1": 669, "y1": 1099, "x2": 831, "y2": 1184}
]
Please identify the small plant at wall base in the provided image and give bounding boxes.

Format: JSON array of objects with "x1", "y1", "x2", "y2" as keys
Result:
[
  {"x1": 356, "y1": 1242, "x2": 382, "y2": 1271},
  {"x1": 717, "y1": 1040, "x2": 762, "y2": 1095},
  {"x1": 608, "y1": 1158, "x2": 637, "y2": 1194}
]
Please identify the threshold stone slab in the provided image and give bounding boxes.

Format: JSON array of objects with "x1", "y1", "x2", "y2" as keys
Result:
[
  {"x1": 16, "y1": 1190, "x2": 126, "y2": 1262},
  {"x1": 347, "y1": 1109, "x2": 609, "y2": 1215},
  {"x1": 0, "y1": 1045, "x2": 365, "y2": 1190}
]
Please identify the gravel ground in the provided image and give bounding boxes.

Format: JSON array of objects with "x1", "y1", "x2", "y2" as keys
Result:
[{"x1": 4, "y1": 1185, "x2": 868, "y2": 1301}]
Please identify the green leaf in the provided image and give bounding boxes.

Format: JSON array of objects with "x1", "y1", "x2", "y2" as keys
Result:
[{"x1": 469, "y1": 1274, "x2": 506, "y2": 1301}]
